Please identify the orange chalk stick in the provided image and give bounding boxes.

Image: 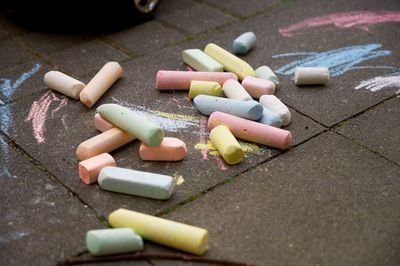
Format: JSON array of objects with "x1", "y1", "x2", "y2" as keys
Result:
[
  {"x1": 139, "y1": 137, "x2": 187, "y2": 161},
  {"x1": 79, "y1": 153, "x2": 116, "y2": 184}
]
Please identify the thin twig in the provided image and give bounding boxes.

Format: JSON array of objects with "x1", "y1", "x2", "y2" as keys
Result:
[{"x1": 59, "y1": 252, "x2": 260, "y2": 266}]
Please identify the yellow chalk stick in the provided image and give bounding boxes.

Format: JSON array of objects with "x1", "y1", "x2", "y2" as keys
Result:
[
  {"x1": 108, "y1": 208, "x2": 208, "y2": 255},
  {"x1": 189, "y1": 80, "x2": 223, "y2": 100},
  {"x1": 204, "y1": 43, "x2": 255, "y2": 80},
  {"x1": 209, "y1": 125, "x2": 244, "y2": 165}
]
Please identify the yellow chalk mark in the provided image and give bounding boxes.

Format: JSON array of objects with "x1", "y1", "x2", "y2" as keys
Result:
[
  {"x1": 154, "y1": 110, "x2": 200, "y2": 123},
  {"x1": 173, "y1": 174, "x2": 185, "y2": 185},
  {"x1": 195, "y1": 140, "x2": 263, "y2": 156}
]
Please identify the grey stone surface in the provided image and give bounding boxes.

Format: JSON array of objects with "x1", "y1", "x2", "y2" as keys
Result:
[
  {"x1": 200, "y1": 0, "x2": 281, "y2": 18},
  {"x1": 163, "y1": 132, "x2": 400, "y2": 266},
  {"x1": 0, "y1": 13, "x2": 26, "y2": 41},
  {"x1": 157, "y1": 3, "x2": 237, "y2": 34},
  {"x1": 105, "y1": 20, "x2": 185, "y2": 57},
  {"x1": 0, "y1": 39, "x2": 36, "y2": 71},
  {"x1": 46, "y1": 40, "x2": 130, "y2": 78},
  {"x1": 336, "y1": 96, "x2": 400, "y2": 165},
  {"x1": 0, "y1": 133, "x2": 105, "y2": 266},
  {"x1": 156, "y1": 0, "x2": 197, "y2": 16}
]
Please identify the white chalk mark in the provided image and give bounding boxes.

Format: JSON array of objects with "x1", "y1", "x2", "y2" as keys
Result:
[{"x1": 355, "y1": 72, "x2": 400, "y2": 93}]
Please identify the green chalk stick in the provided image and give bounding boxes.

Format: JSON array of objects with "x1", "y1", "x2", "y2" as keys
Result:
[
  {"x1": 255, "y1": 66, "x2": 279, "y2": 85},
  {"x1": 97, "y1": 104, "x2": 163, "y2": 146},
  {"x1": 86, "y1": 228, "x2": 143, "y2": 256},
  {"x1": 182, "y1": 49, "x2": 224, "y2": 72}
]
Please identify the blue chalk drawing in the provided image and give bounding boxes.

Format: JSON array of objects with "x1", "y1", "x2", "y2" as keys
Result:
[
  {"x1": 273, "y1": 44, "x2": 391, "y2": 77},
  {"x1": 0, "y1": 64, "x2": 42, "y2": 179}
]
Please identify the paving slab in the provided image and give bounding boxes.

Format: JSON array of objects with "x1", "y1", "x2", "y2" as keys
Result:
[
  {"x1": 0, "y1": 39, "x2": 37, "y2": 71},
  {"x1": 0, "y1": 133, "x2": 105, "y2": 265},
  {"x1": 160, "y1": 132, "x2": 400, "y2": 266},
  {"x1": 45, "y1": 39, "x2": 130, "y2": 78},
  {"x1": 0, "y1": 46, "x2": 324, "y2": 218},
  {"x1": 200, "y1": 0, "x2": 281, "y2": 18},
  {"x1": 105, "y1": 20, "x2": 185, "y2": 57},
  {"x1": 336, "y1": 96, "x2": 400, "y2": 165},
  {"x1": 156, "y1": 2, "x2": 237, "y2": 34}
]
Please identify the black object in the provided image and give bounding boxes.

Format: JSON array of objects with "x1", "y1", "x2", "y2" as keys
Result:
[{"x1": 3, "y1": 0, "x2": 161, "y2": 32}]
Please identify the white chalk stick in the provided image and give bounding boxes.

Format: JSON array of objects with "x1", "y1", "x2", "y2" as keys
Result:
[
  {"x1": 223, "y1": 79, "x2": 253, "y2": 101},
  {"x1": 294, "y1": 67, "x2": 330, "y2": 85},
  {"x1": 44, "y1": 71, "x2": 85, "y2": 100},
  {"x1": 259, "y1": 95, "x2": 291, "y2": 126}
]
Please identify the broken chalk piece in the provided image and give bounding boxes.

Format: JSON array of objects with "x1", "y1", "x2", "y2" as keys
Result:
[
  {"x1": 210, "y1": 125, "x2": 244, "y2": 165},
  {"x1": 182, "y1": 49, "x2": 224, "y2": 72},
  {"x1": 223, "y1": 79, "x2": 253, "y2": 101},
  {"x1": 86, "y1": 228, "x2": 143, "y2": 256},
  {"x1": 156, "y1": 70, "x2": 237, "y2": 90},
  {"x1": 97, "y1": 104, "x2": 163, "y2": 147},
  {"x1": 109, "y1": 208, "x2": 208, "y2": 255},
  {"x1": 233, "y1": 32, "x2": 256, "y2": 55},
  {"x1": 294, "y1": 67, "x2": 330, "y2": 85},
  {"x1": 139, "y1": 137, "x2": 187, "y2": 161},
  {"x1": 98, "y1": 166, "x2": 175, "y2": 200},
  {"x1": 189, "y1": 80, "x2": 223, "y2": 100},
  {"x1": 80, "y1": 62, "x2": 123, "y2": 108},
  {"x1": 259, "y1": 95, "x2": 291, "y2": 126},
  {"x1": 94, "y1": 113, "x2": 114, "y2": 132},
  {"x1": 208, "y1": 111, "x2": 292, "y2": 150},
  {"x1": 242, "y1": 76, "x2": 275, "y2": 99},
  {"x1": 255, "y1": 66, "x2": 279, "y2": 85},
  {"x1": 76, "y1": 128, "x2": 135, "y2": 161},
  {"x1": 193, "y1": 95, "x2": 263, "y2": 120},
  {"x1": 79, "y1": 153, "x2": 116, "y2": 184},
  {"x1": 44, "y1": 71, "x2": 85, "y2": 100},
  {"x1": 258, "y1": 107, "x2": 282, "y2": 128},
  {"x1": 204, "y1": 43, "x2": 255, "y2": 80}
]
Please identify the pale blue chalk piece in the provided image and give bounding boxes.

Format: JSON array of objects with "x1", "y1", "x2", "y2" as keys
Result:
[
  {"x1": 258, "y1": 107, "x2": 282, "y2": 128},
  {"x1": 233, "y1": 32, "x2": 256, "y2": 55},
  {"x1": 182, "y1": 49, "x2": 224, "y2": 72},
  {"x1": 98, "y1": 166, "x2": 175, "y2": 200},
  {"x1": 255, "y1": 66, "x2": 279, "y2": 85},
  {"x1": 193, "y1": 95, "x2": 263, "y2": 120}
]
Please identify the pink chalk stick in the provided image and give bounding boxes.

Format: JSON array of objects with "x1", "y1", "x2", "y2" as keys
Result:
[
  {"x1": 139, "y1": 137, "x2": 187, "y2": 161},
  {"x1": 156, "y1": 70, "x2": 238, "y2": 90},
  {"x1": 208, "y1": 111, "x2": 292, "y2": 150},
  {"x1": 79, "y1": 153, "x2": 116, "y2": 184},
  {"x1": 94, "y1": 113, "x2": 114, "y2": 132},
  {"x1": 242, "y1": 76, "x2": 275, "y2": 99}
]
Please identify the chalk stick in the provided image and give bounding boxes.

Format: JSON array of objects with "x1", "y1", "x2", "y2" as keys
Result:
[
  {"x1": 139, "y1": 137, "x2": 187, "y2": 161},
  {"x1": 76, "y1": 128, "x2": 135, "y2": 161},
  {"x1": 210, "y1": 125, "x2": 244, "y2": 165},
  {"x1": 98, "y1": 166, "x2": 174, "y2": 200},
  {"x1": 259, "y1": 95, "x2": 291, "y2": 126},
  {"x1": 232, "y1": 32, "x2": 256, "y2": 55},
  {"x1": 97, "y1": 104, "x2": 163, "y2": 147},
  {"x1": 156, "y1": 70, "x2": 237, "y2": 90},
  {"x1": 193, "y1": 95, "x2": 263, "y2": 120},
  {"x1": 241, "y1": 76, "x2": 275, "y2": 99},
  {"x1": 78, "y1": 153, "x2": 116, "y2": 184},
  {"x1": 94, "y1": 113, "x2": 114, "y2": 132},
  {"x1": 208, "y1": 111, "x2": 292, "y2": 150},
  {"x1": 255, "y1": 66, "x2": 279, "y2": 85},
  {"x1": 223, "y1": 79, "x2": 253, "y2": 101},
  {"x1": 204, "y1": 43, "x2": 255, "y2": 80},
  {"x1": 258, "y1": 107, "x2": 282, "y2": 128},
  {"x1": 189, "y1": 80, "x2": 223, "y2": 100},
  {"x1": 86, "y1": 228, "x2": 143, "y2": 256},
  {"x1": 109, "y1": 208, "x2": 208, "y2": 255},
  {"x1": 182, "y1": 49, "x2": 224, "y2": 72},
  {"x1": 294, "y1": 67, "x2": 330, "y2": 85},
  {"x1": 44, "y1": 71, "x2": 85, "y2": 100},
  {"x1": 80, "y1": 62, "x2": 123, "y2": 108}
]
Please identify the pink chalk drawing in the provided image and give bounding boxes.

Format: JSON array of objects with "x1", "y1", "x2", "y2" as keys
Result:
[
  {"x1": 279, "y1": 11, "x2": 400, "y2": 37},
  {"x1": 214, "y1": 156, "x2": 228, "y2": 171},
  {"x1": 25, "y1": 91, "x2": 68, "y2": 144},
  {"x1": 199, "y1": 116, "x2": 209, "y2": 160}
]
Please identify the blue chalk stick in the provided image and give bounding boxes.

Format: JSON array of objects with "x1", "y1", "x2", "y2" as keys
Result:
[
  {"x1": 258, "y1": 107, "x2": 282, "y2": 128},
  {"x1": 233, "y1": 32, "x2": 256, "y2": 55},
  {"x1": 193, "y1": 95, "x2": 263, "y2": 120}
]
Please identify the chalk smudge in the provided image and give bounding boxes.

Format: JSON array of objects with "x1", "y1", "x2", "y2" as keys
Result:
[
  {"x1": 25, "y1": 91, "x2": 68, "y2": 144},
  {"x1": 355, "y1": 72, "x2": 400, "y2": 94},
  {"x1": 279, "y1": 11, "x2": 400, "y2": 37},
  {"x1": 173, "y1": 174, "x2": 185, "y2": 185},
  {"x1": 199, "y1": 116, "x2": 209, "y2": 160},
  {"x1": 0, "y1": 231, "x2": 31, "y2": 244},
  {"x1": 273, "y1": 43, "x2": 391, "y2": 77},
  {"x1": 0, "y1": 64, "x2": 41, "y2": 98},
  {"x1": 0, "y1": 137, "x2": 15, "y2": 178},
  {"x1": 112, "y1": 97, "x2": 200, "y2": 133}
]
